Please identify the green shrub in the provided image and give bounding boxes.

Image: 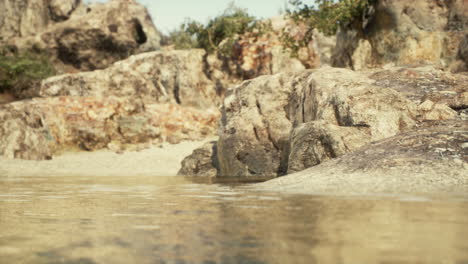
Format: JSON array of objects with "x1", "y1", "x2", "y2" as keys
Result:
[
  {"x1": 288, "y1": 0, "x2": 374, "y2": 35},
  {"x1": 282, "y1": 0, "x2": 374, "y2": 56},
  {"x1": 165, "y1": 2, "x2": 272, "y2": 57},
  {"x1": 0, "y1": 49, "x2": 56, "y2": 94}
]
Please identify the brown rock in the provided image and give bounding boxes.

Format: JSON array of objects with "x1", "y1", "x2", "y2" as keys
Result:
[
  {"x1": 35, "y1": 50, "x2": 222, "y2": 108},
  {"x1": 287, "y1": 121, "x2": 371, "y2": 173},
  {"x1": 0, "y1": 0, "x2": 81, "y2": 41},
  {"x1": 258, "y1": 120, "x2": 468, "y2": 195},
  {"x1": 369, "y1": 65, "x2": 467, "y2": 119},
  {"x1": 0, "y1": 96, "x2": 219, "y2": 160},
  {"x1": 216, "y1": 67, "x2": 451, "y2": 178},
  {"x1": 7, "y1": 0, "x2": 161, "y2": 72},
  {"x1": 331, "y1": 0, "x2": 468, "y2": 70},
  {"x1": 178, "y1": 141, "x2": 219, "y2": 177}
]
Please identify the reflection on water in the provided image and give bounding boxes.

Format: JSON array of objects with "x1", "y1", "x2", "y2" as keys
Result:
[{"x1": 0, "y1": 176, "x2": 467, "y2": 264}]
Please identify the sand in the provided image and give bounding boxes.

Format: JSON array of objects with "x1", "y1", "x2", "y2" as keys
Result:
[
  {"x1": 254, "y1": 161, "x2": 468, "y2": 196},
  {"x1": 0, "y1": 139, "x2": 213, "y2": 177}
]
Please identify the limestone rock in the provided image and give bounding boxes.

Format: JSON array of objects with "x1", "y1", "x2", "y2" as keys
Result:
[
  {"x1": 0, "y1": 0, "x2": 81, "y2": 41},
  {"x1": 0, "y1": 96, "x2": 219, "y2": 160},
  {"x1": 217, "y1": 73, "x2": 294, "y2": 178},
  {"x1": 452, "y1": 34, "x2": 468, "y2": 72},
  {"x1": 178, "y1": 141, "x2": 219, "y2": 177},
  {"x1": 331, "y1": 0, "x2": 468, "y2": 70},
  {"x1": 258, "y1": 120, "x2": 468, "y2": 195},
  {"x1": 7, "y1": 0, "x2": 161, "y2": 72},
  {"x1": 216, "y1": 67, "x2": 449, "y2": 178},
  {"x1": 369, "y1": 66, "x2": 467, "y2": 119},
  {"x1": 35, "y1": 50, "x2": 221, "y2": 108},
  {"x1": 49, "y1": 0, "x2": 81, "y2": 22},
  {"x1": 214, "y1": 67, "x2": 461, "y2": 178},
  {"x1": 287, "y1": 121, "x2": 371, "y2": 173}
]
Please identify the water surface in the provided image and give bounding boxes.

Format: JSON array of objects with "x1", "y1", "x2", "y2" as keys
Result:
[{"x1": 0, "y1": 176, "x2": 467, "y2": 264}]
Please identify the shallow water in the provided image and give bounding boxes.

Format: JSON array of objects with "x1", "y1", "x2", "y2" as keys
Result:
[{"x1": 0, "y1": 176, "x2": 467, "y2": 264}]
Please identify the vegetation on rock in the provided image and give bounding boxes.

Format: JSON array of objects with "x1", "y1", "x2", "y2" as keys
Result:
[
  {"x1": 164, "y1": 2, "x2": 272, "y2": 57},
  {"x1": 282, "y1": 0, "x2": 374, "y2": 57},
  {"x1": 0, "y1": 49, "x2": 56, "y2": 94}
]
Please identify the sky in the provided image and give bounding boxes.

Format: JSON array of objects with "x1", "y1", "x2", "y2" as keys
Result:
[{"x1": 87, "y1": 0, "x2": 290, "y2": 33}]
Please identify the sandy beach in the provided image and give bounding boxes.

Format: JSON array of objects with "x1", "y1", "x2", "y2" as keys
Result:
[{"x1": 0, "y1": 139, "x2": 213, "y2": 177}]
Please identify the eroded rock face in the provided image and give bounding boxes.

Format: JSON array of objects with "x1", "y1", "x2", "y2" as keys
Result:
[
  {"x1": 331, "y1": 0, "x2": 468, "y2": 70},
  {"x1": 7, "y1": 0, "x2": 161, "y2": 72},
  {"x1": 368, "y1": 65, "x2": 468, "y2": 119},
  {"x1": 0, "y1": 96, "x2": 219, "y2": 160},
  {"x1": 453, "y1": 34, "x2": 468, "y2": 72},
  {"x1": 258, "y1": 120, "x2": 468, "y2": 194},
  {"x1": 32, "y1": 50, "x2": 222, "y2": 108},
  {"x1": 178, "y1": 141, "x2": 219, "y2": 177},
  {"x1": 215, "y1": 67, "x2": 454, "y2": 178},
  {"x1": 217, "y1": 74, "x2": 294, "y2": 177},
  {"x1": 287, "y1": 121, "x2": 371, "y2": 173},
  {"x1": 0, "y1": 0, "x2": 81, "y2": 41}
]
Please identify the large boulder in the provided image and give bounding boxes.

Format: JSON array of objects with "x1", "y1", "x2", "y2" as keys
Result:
[
  {"x1": 215, "y1": 67, "x2": 456, "y2": 178},
  {"x1": 257, "y1": 120, "x2": 468, "y2": 195},
  {"x1": 26, "y1": 50, "x2": 223, "y2": 108},
  {"x1": 6, "y1": 0, "x2": 161, "y2": 72},
  {"x1": 331, "y1": 0, "x2": 468, "y2": 70},
  {"x1": 0, "y1": 96, "x2": 219, "y2": 160}
]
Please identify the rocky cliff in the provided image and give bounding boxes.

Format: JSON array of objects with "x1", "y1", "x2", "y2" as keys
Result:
[
  {"x1": 2, "y1": 0, "x2": 161, "y2": 72},
  {"x1": 331, "y1": 0, "x2": 468, "y2": 71}
]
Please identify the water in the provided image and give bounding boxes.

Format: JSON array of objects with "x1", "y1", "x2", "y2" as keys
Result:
[{"x1": 0, "y1": 176, "x2": 467, "y2": 264}]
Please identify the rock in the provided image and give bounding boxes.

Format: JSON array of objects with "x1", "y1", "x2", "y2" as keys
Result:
[
  {"x1": 220, "y1": 16, "x2": 336, "y2": 79},
  {"x1": 178, "y1": 141, "x2": 219, "y2": 177},
  {"x1": 217, "y1": 73, "x2": 294, "y2": 178},
  {"x1": 34, "y1": 50, "x2": 221, "y2": 108},
  {"x1": 257, "y1": 120, "x2": 468, "y2": 195},
  {"x1": 368, "y1": 65, "x2": 467, "y2": 118},
  {"x1": 49, "y1": 0, "x2": 81, "y2": 21},
  {"x1": 452, "y1": 34, "x2": 468, "y2": 72},
  {"x1": 0, "y1": 93, "x2": 16, "y2": 105},
  {"x1": 0, "y1": 96, "x2": 219, "y2": 160},
  {"x1": 216, "y1": 67, "x2": 452, "y2": 178},
  {"x1": 331, "y1": 0, "x2": 467, "y2": 70},
  {"x1": 227, "y1": 30, "x2": 305, "y2": 79},
  {"x1": 0, "y1": 106, "x2": 55, "y2": 160},
  {"x1": 287, "y1": 121, "x2": 371, "y2": 173},
  {"x1": 7, "y1": 0, "x2": 161, "y2": 72},
  {"x1": 0, "y1": 0, "x2": 81, "y2": 42}
]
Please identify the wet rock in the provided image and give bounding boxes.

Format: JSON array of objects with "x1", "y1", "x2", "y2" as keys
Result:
[
  {"x1": 178, "y1": 141, "x2": 219, "y2": 177},
  {"x1": 0, "y1": 96, "x2": 219, "y2": 160},
  {"x1": 35, "y1": 50, "x2": 221, "y2": 108},
  {"x1": 216, "y1": 67, "x2": 452, "y2": 178},
  {"x1": 7, "y1": 0, "x2": 161, "y2": 72},
  {"x1": 258, "y1": 120, "x2": 468, "y2": 194},
  {"x1": 331, "y1": 0, "x2": 467, "y2": 70}
]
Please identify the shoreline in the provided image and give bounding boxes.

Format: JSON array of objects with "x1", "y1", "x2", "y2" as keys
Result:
[{"x1": 0, "y1": 139, "x2": 214, "y2": 177}]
